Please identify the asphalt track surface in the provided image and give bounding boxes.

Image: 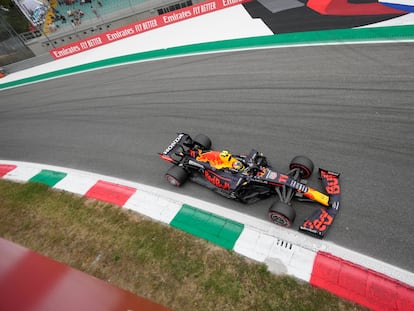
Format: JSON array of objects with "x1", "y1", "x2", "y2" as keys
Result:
[{"x1": 1, "y1": 42, "x2": 413, "y2": 272}]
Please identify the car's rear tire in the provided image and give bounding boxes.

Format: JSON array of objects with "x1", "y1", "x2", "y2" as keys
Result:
[
  {"x1": 268, "y1": 201, "x2": 296, "y2": 227},
  {"x1": 165, "y1": 166, "x2": 188, "y2": 187},
  {"x1": 289, "y1": 155, "x2": 314, "y2": 179},
  {"x1": 193, "y1": 134, "x2": 212, "y2": 150}
]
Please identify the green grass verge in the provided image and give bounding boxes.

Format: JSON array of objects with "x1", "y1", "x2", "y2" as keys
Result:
[{"x1": 0, "y1": 180, "x2": 367, "y2": 310}]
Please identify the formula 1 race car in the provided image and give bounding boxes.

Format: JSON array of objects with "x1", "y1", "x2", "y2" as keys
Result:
[{"x1": 159, "y1": 133, "x2": 341, "y2": 238}]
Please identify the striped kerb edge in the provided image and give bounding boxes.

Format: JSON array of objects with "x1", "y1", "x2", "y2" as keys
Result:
[
  {"x1": 170, "y1": 204, "x2": 244, "y2": 250},
  {"x1": 29, "y1": 169, "x2": 67, "y2": 187},
  {"x1": 0, "y1": 164, "x2": 17, "y2": 177}
]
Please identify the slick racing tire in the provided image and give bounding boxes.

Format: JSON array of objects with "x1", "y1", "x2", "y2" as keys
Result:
[
  {"x1": 268, "y1": 202, "x2": 296, "y2": 228},
  {"x1": 165, "y1": 166, "x2": 188, "y2": 187},
  {"x1": 289, "y1": 155, "x2": 314, "y2": 179},
  {"x1": 193, "y1": 134, "x2": 212, "y2": 150}
]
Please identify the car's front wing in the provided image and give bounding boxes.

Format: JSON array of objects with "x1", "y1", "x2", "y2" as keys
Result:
[{"x1": 299, "y1": 169, "x2": 341, "y2": 238}]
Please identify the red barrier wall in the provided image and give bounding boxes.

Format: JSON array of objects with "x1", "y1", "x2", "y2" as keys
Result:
[
  {"x1": 310, "y1": 252, "x2": 414, "y2": 311},
  {"x1": 0, "y1": 238, "x2": 172, "y2": 311}
]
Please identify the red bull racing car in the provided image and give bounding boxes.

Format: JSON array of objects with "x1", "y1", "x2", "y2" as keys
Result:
[{"x1": 159, "y1": 133, "x2": 341, "y2": 238}]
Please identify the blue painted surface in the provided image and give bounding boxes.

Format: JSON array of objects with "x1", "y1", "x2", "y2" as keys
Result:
[{"x1": 380, "y1": 2, "x2": 414, "y2": 12}]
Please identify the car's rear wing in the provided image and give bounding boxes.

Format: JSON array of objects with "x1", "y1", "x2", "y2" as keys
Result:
[
  {"x1": 159, "y1": 133, "x2": 192, "y2": 164},
  {"x1": 299, "y1": 169, "x2": 341, "y2": 238}
]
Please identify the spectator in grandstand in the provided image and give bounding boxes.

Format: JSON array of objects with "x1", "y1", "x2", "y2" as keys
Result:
[
  {"x1": 48, "y1": 23, "x2": 58, "y2": 33},
  {"x1": 91, "y1": 6, "x2": 100, "y2": 18}
]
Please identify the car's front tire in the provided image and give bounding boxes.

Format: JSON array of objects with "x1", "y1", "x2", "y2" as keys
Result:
[
  {"x1": 268, "y1": 201, "x2": 296, "y2": 227},
  {"x1": 289, "y1": 155, "x2": 314, "y2": 179}
]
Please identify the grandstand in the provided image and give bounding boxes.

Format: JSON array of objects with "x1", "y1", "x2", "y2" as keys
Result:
[
  {"x1": 45, "y1": 0, "x2": 145, "y2": 33},
  {"x1": 21, "y1": 0, "x2": 203, "y2": 54},
  {"x1": 44, "y1": 0, "x2": 195, "y2": 34}
]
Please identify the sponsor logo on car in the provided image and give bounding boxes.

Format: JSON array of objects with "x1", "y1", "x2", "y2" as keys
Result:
[
  {"x1": 163, "y1": 134, "x2": 184, "y2": 155},
  {"x1": 204, "y1": 170, "x2": 231, "y2": 190}
]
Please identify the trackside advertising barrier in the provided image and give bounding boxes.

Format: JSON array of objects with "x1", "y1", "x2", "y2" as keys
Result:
[{"x1": 49, "y1": 0, "x2": 252, "y2": 59}]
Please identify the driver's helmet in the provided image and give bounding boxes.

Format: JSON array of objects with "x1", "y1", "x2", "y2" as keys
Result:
[
  {"x1": 232, "y1": 160, "x2": 244, "y2": 170},
  {"x1": 220, "y1": 150, "x2": 244, "y2": 170}
]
